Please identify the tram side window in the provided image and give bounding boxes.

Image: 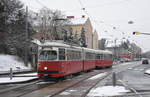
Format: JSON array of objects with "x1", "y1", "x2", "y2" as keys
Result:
[
  {"x1": 109, "y1": 54, "x2": 112, "y2": 59},
  {"x1": 104, "y1": 54, "x2": 112, "y2": 60},
  {"x1": 104, "y1": 54, "x2": 107, "y2": 60},
  {"x1": 86, "y1": 52, "x2": 95, "y2": 60},
  {"x1": 67, "y1": 50, "x2": 82, "y2": 60},
  {"x1": 66, "y1": 50, "x2": 72, "y2": 60},
  {"x1": 85, "y1": 52, "x2": 89, "y2": 60},
  {"x1": 59, "y1": 48, "x2": 65, "y2": 60},
  {"x1": 96, "y1": 54, "x2": 103, "y2": 60},
  {"x1": 96, "y1": 54, "x2": 100, "y2": 59},
  {"x1": 100, "y1": 54, "x2": 103, "y2": 60},
  {"x1": 39, "y1": 50, "x2": 57, "y2": 61},
  {"x1": 77, "y1": 51, "x2": 82, "y2": 60},
  {"x1": 66, "y1": 50, "x2": 71, "y2": 60}
]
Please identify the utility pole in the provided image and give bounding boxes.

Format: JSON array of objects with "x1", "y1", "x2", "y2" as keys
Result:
[
  {"x1": 92, "y1": 33, "x2": 93, "y2": 49},
  {"x1": 114, "y1": 39, "x2": 117, "y2": 62},
  {"x1": 25, "y1": 6, "x2": 28, "y2": 66},
  {"x1": 44, "y1": 16, "x2": 47, "y2": 40}
]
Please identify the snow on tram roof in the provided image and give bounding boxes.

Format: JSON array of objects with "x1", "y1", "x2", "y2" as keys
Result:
[
  {"x1": 39, "y1": 41, "x2": 70, "y2": 47},
  {"x1": 39, "y1": 41, "x2": 83, "y2": 50},
  {"x1": 103, "y1": 50, "x2": 112, "y2": 54},
  {"x1": 83, "y1": 48, "x2": 96, "y2": 52},
  {"x1": 94, "y1": 49, "x2": 112, "y2": 54},
  {"x1": 32, "y1": 39, "x2": 112, "y2": 54}
]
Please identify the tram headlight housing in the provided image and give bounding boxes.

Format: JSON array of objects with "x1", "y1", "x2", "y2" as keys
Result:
[{"x1": 44, "y1": 67, "x2": 48, "y2": 70}]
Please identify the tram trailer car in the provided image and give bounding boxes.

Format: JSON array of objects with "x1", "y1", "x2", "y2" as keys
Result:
[
  {"x1": 83, "y1": 48, "x2": 96, "y2": 71},
  {"x1": 95, "y1": 50, "x2": 113, "y2": 68},
  {"x1": 37, "y1": 41, "x2": 113, "y2": 79}
]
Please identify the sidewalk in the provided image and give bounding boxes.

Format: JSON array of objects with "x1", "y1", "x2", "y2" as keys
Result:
[{"x1": 0, "y1": 72, "x2": 38, "y2": 84}]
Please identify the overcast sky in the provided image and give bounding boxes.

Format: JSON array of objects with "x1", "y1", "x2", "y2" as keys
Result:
[{"x1": 21, "y1": 0, "x2": 150, "y2": 52}]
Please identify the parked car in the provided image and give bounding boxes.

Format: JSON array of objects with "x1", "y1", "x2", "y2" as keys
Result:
[
  {"x1": 142, "y1": 59, "x2": 149, "y2": 64},
  {"x1": 120, "y1": 58, "x2": 131, "y2": 63},
  {"x1": 134, "y1": 58, "x2": 141, "y2": 61}
]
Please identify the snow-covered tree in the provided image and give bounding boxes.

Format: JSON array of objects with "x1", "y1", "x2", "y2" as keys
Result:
[
  {"x1": 73, "y1": 30, "x2": 79, "y2": 44},
  {"x1": 0, "y1": 0, "x2": 35, "y2": 62},
  {"x1": 80, "y1": 27, "x2": 87, "y2": 47}
]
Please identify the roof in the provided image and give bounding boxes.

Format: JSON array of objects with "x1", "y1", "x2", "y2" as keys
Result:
[
  {"x1": 69, "y1": 17, "x2": 88, "y2": 25},
  {"x1": 31, "y1": 39, "x2": 41, "y2": 45}
]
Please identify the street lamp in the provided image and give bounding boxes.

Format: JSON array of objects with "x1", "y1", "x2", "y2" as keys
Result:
[
  {"x1": 133, "y1": 31, "x2": 150, "y2": 35},
  {"x1": 133, "y1": 32, "x2": 140, "y2": 35}
]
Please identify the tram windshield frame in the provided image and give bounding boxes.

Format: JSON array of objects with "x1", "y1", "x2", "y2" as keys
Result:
[{"x1": 39, "y1": 50, "x2": 57, "y2": 61}]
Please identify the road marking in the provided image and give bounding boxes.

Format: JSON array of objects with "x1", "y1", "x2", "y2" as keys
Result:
[{"x1": 118, "y1": 80, "x2": 143, "y2": 97}]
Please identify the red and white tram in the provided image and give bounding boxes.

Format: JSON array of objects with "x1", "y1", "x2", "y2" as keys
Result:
[
  {"x1": 37, "y1": 41, "x2": 113, "y2": 79},
  {"x1": 95, "y1": 50, "x2": 113, "y2": 68}
]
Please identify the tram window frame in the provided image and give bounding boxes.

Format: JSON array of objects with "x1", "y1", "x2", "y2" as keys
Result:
[
  {"x1": 86, "y1": 52, "x2": 95, "y2": 60},
  {"x1": 100, "y1": 54, "x2": 103, "y2": 60},
  {"x1": 96, "y1": 54, "x2": 103, "y2": 60},
  {"x1": 77, "y1": 51, "x2": 82, "y2": 60},
  {"x1": 66, "y1": 50, "x2": 71, "y2": 60},
  {"x1": 67, "y1": 49, "x2": 82, "y2": 61},
  {"x1": 104, "y1": 54, "x2": 112, "y2": 60},
  {"x1": 39, "y1": 50, "x2": 57, "y2": 61},
  {"x1": 109, "y1": 54, "x2": 112, "y2": 59},
  {"x1": 59, "y1": 48, "x2": 66, "y2": 60},
  {"x1": 96, "y1": 54, "x2": 100, "y2": 59},
  {"x1": 103, "y1": 54, "x2": 107, "y2": 60}
]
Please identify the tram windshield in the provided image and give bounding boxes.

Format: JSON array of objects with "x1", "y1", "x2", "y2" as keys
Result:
[{"x1": 39, "y1": 50, "x2": 57, "y2": 61}]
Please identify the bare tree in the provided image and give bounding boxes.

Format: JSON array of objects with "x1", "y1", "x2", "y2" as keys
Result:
[{"x1": 35, "y1": 8, "x2": 71, "y2": 40}]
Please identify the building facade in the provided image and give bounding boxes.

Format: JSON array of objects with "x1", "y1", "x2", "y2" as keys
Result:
[
  {"x1": 33, "y1": 16, "x2": 99, "y2": 49},
  {"x1": 69, "y1": 16, "x2": 94, "y2": 48},
  {"x1": 93, "y1": 30, "x2": 98, "y2": 49}
]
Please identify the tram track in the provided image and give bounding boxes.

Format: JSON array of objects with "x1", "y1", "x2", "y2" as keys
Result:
[
  {"x1": 49, "y1": 70, "x2": 112, "y2": 97},
  {"x1": 0, "y1": 80, "x2": 56, "y2": 97},
  {"x1": 81, "y1": 72, "x2": 112, "y2": 97},
  {"x1": 0, "y1": 80, "x2": 40, "y2": 94},
  {"x1": 0, "y1": 68, "x2": 111, "y2": 97},
  {"x1": 48, "y1": 62, "x2": 142, "y2": 97}
]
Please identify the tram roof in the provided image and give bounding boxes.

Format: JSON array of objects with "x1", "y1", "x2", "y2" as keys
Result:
[
  {"x1": 39, "y1": 41, "x2": 70, "y2": 48},
  {"x1": 33, "y1": 40, "x2": 112, "y2": 54},
  {"x1": 94, "y1": 49, "x2": 112, "y2": 54},
  {"x1": 39, "y1": 40, "x2": 83, "y2": 50},
  {"x1": 103, "y1": 50, "x2": 113, "y2": 54}
]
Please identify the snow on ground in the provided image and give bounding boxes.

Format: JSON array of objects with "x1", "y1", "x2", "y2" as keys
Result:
[
  {"x1": 0, "y1": 54, "x2": 31, "y2": 72},
  {"x1": 13, "y1": 73, "x2": 37, "y2": 76},
  {"x1": 87, "y1": 86, "x2": 130, "y2": 97},
  {"x1": 145, "y1": 69, "x2": 150, "y2": 74},
  {"x1": 0, "y1": 73, "x2": 38, "y2": 84},
  {"x1": 88, "y1": 72, "x2": 107, "y2": 80},
  {"x1": 60, "y1": 91, "x2": 71, "y2": 95},
  {"x1": 0, "y1": 77, "x2": 37, "y2": 84}
]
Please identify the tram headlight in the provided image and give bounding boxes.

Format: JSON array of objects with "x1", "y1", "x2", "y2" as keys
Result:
[{"x1": 44, "y1": 67, "x2": 48, "y2": 70}]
